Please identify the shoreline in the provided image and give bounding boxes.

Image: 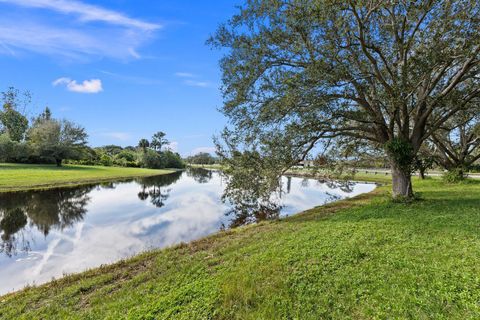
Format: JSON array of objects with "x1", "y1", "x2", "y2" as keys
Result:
[
  {"x1": 1, "y1": 171, "x2": 479, "y2": 318},
  {"x1": 0, "y1": 163, "x2": 179, "y2": 193},
  {"x1": 0, "y1": 172, "x2": 382, "y2": 297}
]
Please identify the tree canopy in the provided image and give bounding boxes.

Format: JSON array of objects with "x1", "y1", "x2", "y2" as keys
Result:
[
  {"x1": 211, "y1": 0, "x2": 480, "y2": 199},
  {"x1": 432, "y1": 103, "x2": 480, "y2": 175},
  {"x1": 28, "y1": 118, "x2": 88, "y2": 166},
  {"x1": 0, "y1": 88, "x2": 30, "y2": 142}
]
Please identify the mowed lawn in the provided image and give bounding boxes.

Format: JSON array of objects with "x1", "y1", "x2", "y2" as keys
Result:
[
  {"x1": 0, "y1": 163, "x2": 173, "y2": 192},
  {"x1": 0, "y1": 177, "x2": 479, "y2": 319}
]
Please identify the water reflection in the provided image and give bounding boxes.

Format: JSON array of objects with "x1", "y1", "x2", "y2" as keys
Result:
[
  {"x1": 0, "y1": 187, "x2": 92, "y2": 257},
  {"x1": 0, "y1": 168, "x2": 376, "y2": 295},
  {"x1": 136, "y1": 172, "x2": 183, "y2": 208},
  {"x1": 186, "y1": 167, "x2": 213, "y2": 184}
]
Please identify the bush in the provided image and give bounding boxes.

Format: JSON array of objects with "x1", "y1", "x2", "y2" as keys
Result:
[
  {"x1": 442, "y1": 168, "x2": 465, "y2": 183},
  {"x1": 162, "y1": 151, "x2": 185, "y2": 169},
  {"x1": 0, "y1": 134, "x2": 15, "y2": 161},
  {"x1": 139, "y1": 150, "x2": 165, "y2": 169},
  {"x1": 100, "y1": 154, "x2": 113, "y2": 167},
  {"x1": 113, "y1": 150, "x2": 138, "y2": 167},
  {"x1": 0, "y1": 134, "x2": 32, "y2": 163}
]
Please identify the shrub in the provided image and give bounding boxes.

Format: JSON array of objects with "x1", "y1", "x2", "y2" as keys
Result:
[
  {"x1": 442, "y1": 168, "x2": 465, "y2": 183},
  {"x1": 162, "y1": 151, "x2": 185, "y2": 169},
  {"x1": 113, "y1": 150, "x2": 137, "y2": 167},
  {"x1": 100, "y1": 154, "x2": 113, "y2": 167},
  {"x1": 139, "y1": 150, "x2": 165, "y2": 169}
]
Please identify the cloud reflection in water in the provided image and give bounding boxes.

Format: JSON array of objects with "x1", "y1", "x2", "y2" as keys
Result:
[{"x1": 0, "y1": 169, "x2": 375, "y2": 294}]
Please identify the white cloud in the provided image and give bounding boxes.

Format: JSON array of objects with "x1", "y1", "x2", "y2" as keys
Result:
[
  {"x1": 165, "y1": 141, "x2": 178, "y2": 153},
  {"x1": 174, "y1": 72, "x2": 211, "y2": 88},
  {"x1": 0, "y1": 0, "x2": 161, "y2": 60},
  {"x1": 191, "y1": 146, "x2": 216, "y2": 155},
  {"x1": 53, "y1": 77, "x2": 103, "y2": 93},
  {"x1": 174, "y1": 72, "x2": 195, "y2": 78},
  {"x1": 0, "y1": 0, "x2": 160, "y2": 31},
  {"x1": 184, "y1": 80, "x2": 210, "y2": 88}
]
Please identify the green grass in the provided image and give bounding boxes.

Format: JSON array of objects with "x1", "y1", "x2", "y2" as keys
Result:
[
  {"x1": 1, "y1": 177, "x2": 479, "y2": 319},
  {"x1": 0, "y1": 163, "x2": 174, "y2": 192}
]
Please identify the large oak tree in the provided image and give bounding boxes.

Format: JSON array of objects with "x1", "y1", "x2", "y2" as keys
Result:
[{"x1": 211, "y1": 0, "x2": 480, "y2": 198}]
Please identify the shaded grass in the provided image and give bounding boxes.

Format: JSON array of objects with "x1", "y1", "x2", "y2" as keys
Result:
[
  {"x1": 0, "y1": 163, "x2": 174, "y2": 192},
  {"x1": 0, "y1": 178, "x2": 479, "y2": 319}
]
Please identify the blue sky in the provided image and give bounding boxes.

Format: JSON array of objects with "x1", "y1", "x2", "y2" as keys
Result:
[{"x1": 0, "y1": 0, "x2": 240, "y2": 156}]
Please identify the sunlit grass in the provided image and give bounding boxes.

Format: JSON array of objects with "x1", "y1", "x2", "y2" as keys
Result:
[
  {"x1": 0, "y1": 163, "x2": 173, "y2": 192},
  {"x1": 0, "y1": 175, "x2": 479, "y2": 319}
]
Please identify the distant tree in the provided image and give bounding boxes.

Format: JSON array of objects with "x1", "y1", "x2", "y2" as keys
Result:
[
  {"x1": 151, "y1": 131, "x2": 169, "y2": 152},
  {"x1": 0, "y1": 133, "x2": 30, "y2": 163},
  {"x1": 34, "y1": 107, "x2": 52, "y2": 124},
  {"x1": 1, "y1": 87, "x2": 31, "y2": 114},
  {"x1": 186, "y1": 152, "x2": 217, "y2": 165},
  {"x1": 0, "y1": 90, "x2": 30, "y2": 142},
  {"x1": 140, "y1": 149, "x2": 165, "y2": 169},
  {"x1": 413, "y1": 144, "x2": 436, "y2": 180},
  {"x1": 0, "y1": 134, "x2": 15, "y2": 162},
  {"x1": 138, "y1": 139, "x2": 150, "y2": 153},
  {"x1": 0, "y1": 108, "x2": 28, "y2": 142},
  {"x1": 99, "y1": 154, "x2": 113, "y2": 167},
  {"x1": 28, "y1": 119, "x2": 88, "y2": 166},
  {"x1": 124, "y1": 146, "x2": 136, "y2": 152},
  {"x1": 162, "y1": 150, "x2": 185, "y2": 169},
  {"x1": 211, "y1": 0, "x2": 480, "y2": 199},
  {"x1": 114, "y1": 149, "x2": 138, "y2": 167},
  {"x1": 101, "y1": 145, "x2": 123, "y2": 156},
  {"x1": 432, "y1": 110, "x2": 480, "y2": 178}
]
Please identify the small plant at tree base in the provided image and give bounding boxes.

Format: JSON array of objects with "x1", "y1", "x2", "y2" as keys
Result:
[{"x1": 391, "y1": 192, "x2": 423, "y2": 204}]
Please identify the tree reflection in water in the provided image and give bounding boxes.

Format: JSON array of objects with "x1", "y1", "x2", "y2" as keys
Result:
[
  {"x1": 0, "y1": 187, "x2": 93, "y2": 257},
  {"x1": 186, "y1": 167, "x2": 213, "y2": 184},
  {"x1": 0, "y1": 172, "x2": 185, "y2": 257},
  {"x1": 223, "y1": 175, "x2": 356, "y2": 228},
  {"x1": 0, "y1": 169, "x2": 361, "y2": 257},
  {"x1": 136, "y1": 171, "x2": 182, "y2": 208},
  {"x1": 225, "y1": 203, "x2": 281, "y2": 228}
]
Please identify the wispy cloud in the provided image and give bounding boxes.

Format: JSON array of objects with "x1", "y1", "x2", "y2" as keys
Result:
[
  {"x1": 174, "y1": 72, "x2": 211, "y2": 88},
  {"x1": 184, "y1": 80, "x2": 210, "y2": 88},
  {"x1": 166, "y1": 141, "x2": 179, "y2": 153},
  {"x1": 174, "y1": 72, "x2": 195, "y2": 78},
  {"x1": 100, "y1": 70, "x2": 163, "y2": 86},
  {"x1": 0, "y1": 0, "x2": 161, "y2": 60},
  {"x1": 53, "y1": 77, "x2": 103, "y2": 93},
  {"x1": 0, "y1": 0, "x2": 160, "y2": 31}
]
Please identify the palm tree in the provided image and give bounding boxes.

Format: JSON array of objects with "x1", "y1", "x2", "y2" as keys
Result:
[
  {"x1": 151, "y1": 131, "x2": 169, "y2": 152},
  {"x1": 138, "y1": 139, "x2": 150, "y2": 153}
]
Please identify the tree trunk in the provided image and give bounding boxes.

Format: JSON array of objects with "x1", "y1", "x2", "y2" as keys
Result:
[
  {"x1": 418, "y1": 168, "x2": 425, "y2": 180},
  {"x1": 55, "y1": 158, "x2": 62, "y2": 167},
  {"x1": 391, "y1": 163, "x2": 413, "y2": 199}
]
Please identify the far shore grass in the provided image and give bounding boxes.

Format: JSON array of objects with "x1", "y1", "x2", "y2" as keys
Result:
[
  {"x1": 1, "y1": 172, "x2": 479, "y2": 319},
  {"x1": 0, "y1": 163, "x2": 175, "y2": 193}
]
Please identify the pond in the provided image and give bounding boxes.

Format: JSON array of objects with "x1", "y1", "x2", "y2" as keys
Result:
[{"x1": 0, "y1": 168, "x2": 376, "y2": 295}]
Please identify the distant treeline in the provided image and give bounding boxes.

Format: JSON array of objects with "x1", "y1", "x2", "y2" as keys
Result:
[
  {"x1": 184, "y1": 152, "x2": 218, "y2": 165},
  {"x1": 0, "y1": 87, "x2": 184, "y2": 169},
  {"x1": 67, "y1": 143, "x2": 185, "y2": 170}
]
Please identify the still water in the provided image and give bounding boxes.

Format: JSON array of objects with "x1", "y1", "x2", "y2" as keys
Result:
[{"x1": 0, "y1": 168, "x2": 375, "y2": 295}]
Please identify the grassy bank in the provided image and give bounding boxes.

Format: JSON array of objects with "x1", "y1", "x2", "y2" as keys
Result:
[
  {"x1": 1, "y1": 176, "x2": 479, "y2": 319},
  {"x1": 0, "y1": 163, "x2": 174, "y2": 192}
]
